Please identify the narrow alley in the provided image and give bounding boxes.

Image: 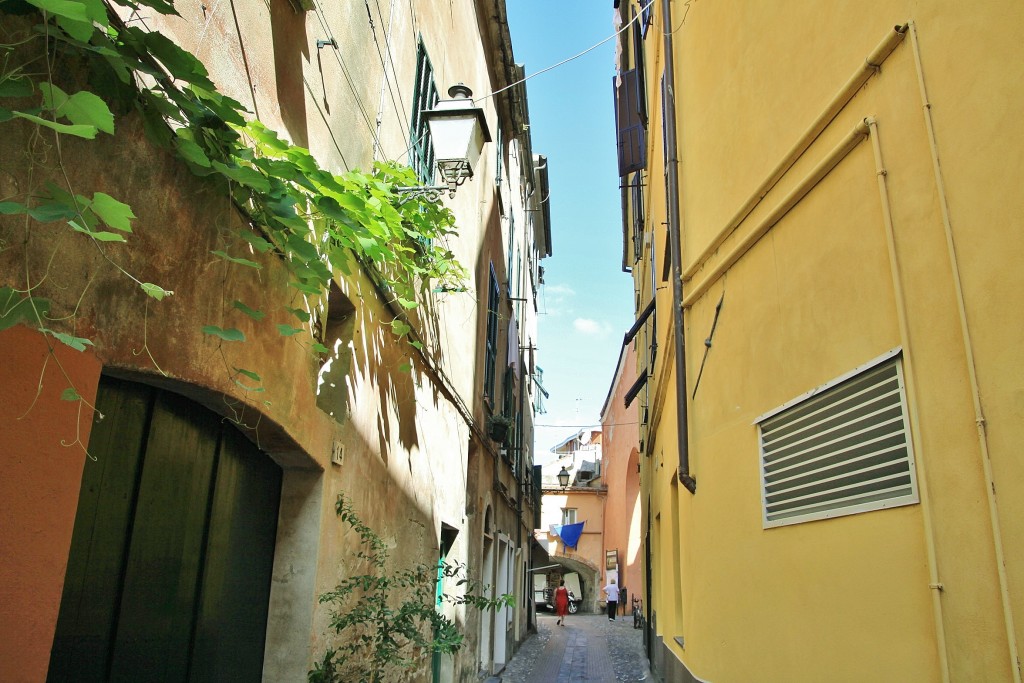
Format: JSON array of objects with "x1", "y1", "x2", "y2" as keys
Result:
[{"x1": 490, "y1": 614, "x2": 650, "y2": 683}]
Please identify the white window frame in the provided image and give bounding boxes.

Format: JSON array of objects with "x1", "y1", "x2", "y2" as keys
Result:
[
  {"x1": 754, "y1": 348, "x2": 919, "y2": 529},
  {"x1": 561, "y1": 508, "x2": 577, "y2": 525}
]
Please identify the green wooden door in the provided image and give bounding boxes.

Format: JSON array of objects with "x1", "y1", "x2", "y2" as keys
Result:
[{"x1": 49, "y1": 377, "x2": 282, "y2": 682}]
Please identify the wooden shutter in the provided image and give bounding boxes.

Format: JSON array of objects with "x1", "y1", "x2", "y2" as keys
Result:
[
  {"x1": 632, "y1": 172, "x2": 645, "y2": 264},
  {"x1": 641, "y1": 0, "x2": 654, "y2": 38},
  {"x1": 632, "y1": 7, "x2": 648, "y2": 126},
  {"x1": 615, "y1": 70, "x2": 647, "y2": 176}
]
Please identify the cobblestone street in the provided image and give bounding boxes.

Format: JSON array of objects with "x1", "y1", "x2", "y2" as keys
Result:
[{"x1": 492, "y1": 613, "x2": 651, "y2": 682}]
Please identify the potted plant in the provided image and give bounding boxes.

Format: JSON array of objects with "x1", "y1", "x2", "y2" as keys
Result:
[{"x1": 486, "y1": 413, "x2": 514, "y2": 444}]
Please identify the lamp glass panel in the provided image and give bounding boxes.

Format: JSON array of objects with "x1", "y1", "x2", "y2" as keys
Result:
[{"x1": 427, "y1": 114, "x2": 476, "y2": 162}]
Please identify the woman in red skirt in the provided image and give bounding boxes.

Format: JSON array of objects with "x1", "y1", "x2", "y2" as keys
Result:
[{"x1": 554, "y1": 579, "x2": 570, "y2": 626}]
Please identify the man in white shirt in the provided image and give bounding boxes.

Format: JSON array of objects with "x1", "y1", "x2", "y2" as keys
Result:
[{"x1": 603, "y1": 578, "x2": 620, "y2": 621}]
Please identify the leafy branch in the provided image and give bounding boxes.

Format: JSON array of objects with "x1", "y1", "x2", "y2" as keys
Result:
[
  {"x1": 0, "y1": 0, "x2": 466, "y2": 402},
  {"x1": 311, "y1": 494, "x2": 513, "y2": 683}
]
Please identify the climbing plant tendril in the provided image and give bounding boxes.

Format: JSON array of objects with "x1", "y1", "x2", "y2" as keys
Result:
[{"x1": 0, "y1": 0, "x2": 466, "y2": 398}]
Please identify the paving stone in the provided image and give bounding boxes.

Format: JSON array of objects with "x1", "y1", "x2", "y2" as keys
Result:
[{"x1": 493, "y1": 613, "x2": 650, "y2": 682}]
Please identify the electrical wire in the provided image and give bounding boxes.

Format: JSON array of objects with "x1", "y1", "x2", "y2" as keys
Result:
[
  {"x1": 534, "y1": 422, "x2": 638, "y2": 428},
  {"x1": 308, "y1": 0, "x2": 386, "y2": 155},
  {"x1": 364, "y1": 0, "x2": 411, "y2": 153},
  {"x1": 301, "y1": 76, "x2": 351, "y2": 171},
  {"x1": 193, "y1": 0, "x2": 225, "y2": 53},
  {"x1": 476, "y1": 0, "x2": 652, "y2": 104},
  {"x1": 391, "y1": 129, "x2": 428, "y2": 165}
]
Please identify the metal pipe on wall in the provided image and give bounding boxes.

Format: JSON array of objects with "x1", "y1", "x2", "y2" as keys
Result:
[
  {"x1": 682, "y1": 120, "x2": 870, "y2": 308},
  {"x1": 907, "y1": 23, "x2": 1021, "y2": 682},
  {"x1": 661, "y1": 0, "x2": 695, "y2": 493},
  {"x1": 866, "y1": 116, "x2": 951, "y2": 683},
  {"x1": 683, "y1": 24, "x2": 908, "y2": 282}
]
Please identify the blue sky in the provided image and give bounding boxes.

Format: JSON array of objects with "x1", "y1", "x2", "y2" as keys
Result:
[{"x1": 505, "y1": 2, "x2": 635, "y2": 461}]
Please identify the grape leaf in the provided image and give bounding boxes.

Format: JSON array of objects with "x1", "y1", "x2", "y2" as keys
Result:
[
  {"x1": 141, "y1": 283, "x2": 172, "y2": 300},
  {"x1": 202, "y1": 325, "x2": 245, "y2": 342},
  {"x1": 232, "y1": 300, "x2": 265, "y2": 320},
  {"x1": 12, "y1": 111, "x2": 96, "y2": 139},
  {"x1": 91, "y1": 192, "x2": 135, "y2": 231}
]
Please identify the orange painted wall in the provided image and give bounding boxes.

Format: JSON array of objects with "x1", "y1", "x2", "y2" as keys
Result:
[
  {"x1": 0, "y1": 326, "x2": 101, "y2": 682},
  {"x1": 601, "y1": 344, "x2": 643, "y2": 604},
  {"x1": 544, "y1": 489, "x2": 606, "y2": 564}
]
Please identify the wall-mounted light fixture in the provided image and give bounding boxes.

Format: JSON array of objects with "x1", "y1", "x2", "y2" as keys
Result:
[{"x1": 397, "y1": 84, "x2": 492, "y2": 200}]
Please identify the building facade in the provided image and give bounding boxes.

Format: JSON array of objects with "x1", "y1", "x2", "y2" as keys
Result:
[
  {"x1": 537, "y1": 429, "x2": 606, "y2": 612},
  {"x1": 600, "y1": 342, "x2": 643, "y2": 617},
  {"x1": 0, "y1": 0, "x2": 548, "y2": 681},
  {"x1": 616, "y1": 0, "x2": 1024, "y2": 681}
]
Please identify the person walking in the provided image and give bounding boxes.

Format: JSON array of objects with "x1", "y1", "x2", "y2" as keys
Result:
[
  {"x1": 603, "y1": 578, "x2": 620, "y2": 620},
  {"x1": 554, "y1": 580, "x2": 570, "y2": 626}
]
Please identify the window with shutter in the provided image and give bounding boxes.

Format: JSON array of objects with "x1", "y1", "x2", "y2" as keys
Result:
[
  {"x1": 484, "y1": 266, "x2": 500, "y2": 406},
  {"x1": 615, "y1": 9, "x2": 648, "y2": 177},
  {"x1": 409, "y1": 42, "x2": 440, "y2": 184},
  {"x1": 632, "y1": 6, "x2": 648, "y2": 126},
  {"x1": 757, "y1": 352, "x2": 919, "y2": 528},
  {"x1": 615, "y1": 70, "x2": 646, "y2": 176},
  {"x1": 631, "y1": 171, "x2": 645, "y2": 264}
]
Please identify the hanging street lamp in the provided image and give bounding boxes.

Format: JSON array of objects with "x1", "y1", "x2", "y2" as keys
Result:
[
  {"x1": 557, "y1": 466, "x2": 571, "y2": 490},
  {"x1": 397, "y1": 83, "x2": 492, "y2": 200}
]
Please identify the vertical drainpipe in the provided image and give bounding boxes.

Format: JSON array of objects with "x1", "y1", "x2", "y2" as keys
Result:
[
  {"x1": 662, "y1": 0, "x2": 696, "y2": 493},
  {"x1": 515, "y1": 325, "x2": 527, "y2": 629}
]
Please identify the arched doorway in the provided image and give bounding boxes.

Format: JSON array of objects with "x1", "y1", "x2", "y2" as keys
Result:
[{"x1": 48, "y1": 376, "x2": 282, "y2": 682}]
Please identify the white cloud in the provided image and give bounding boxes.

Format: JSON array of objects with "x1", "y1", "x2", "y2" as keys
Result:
[
  {"x1": 545, "y1": 284, "x2": 576, "y2": 296},
  {"x1": 541, "y1": 283, "x2": 576, "y2": 317},
  {"x1": 573, "y1": 318, "x2": 610, "y2": 336}
]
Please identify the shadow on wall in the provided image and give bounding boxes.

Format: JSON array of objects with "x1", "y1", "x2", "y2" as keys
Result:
[
  {"x1": 315, "y1": 172, "x2": 510, "y2": 468},
  {"x1": 270, "y1": 0, "x2": 310, "y2": 148},
  {"x1": 315, "y1": 273, "x2": 425, "y2": 466}
]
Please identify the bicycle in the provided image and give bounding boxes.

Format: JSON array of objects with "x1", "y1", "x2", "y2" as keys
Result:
[{"x1": 632, "y1": 597, "x2": 644, "y2": 630}]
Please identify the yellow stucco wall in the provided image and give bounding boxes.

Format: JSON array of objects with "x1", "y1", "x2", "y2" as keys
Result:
[{"x1": 632, "y1": 1, "x2": 1024, "y2": 681}]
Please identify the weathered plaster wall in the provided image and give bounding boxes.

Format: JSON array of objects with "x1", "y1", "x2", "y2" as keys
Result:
[
  {"x1": 0, "y1": 327, "x2": 101, "y2": 682},
  {"x1": 0, "y1": 2, "x2": 542, "y2": 681}
]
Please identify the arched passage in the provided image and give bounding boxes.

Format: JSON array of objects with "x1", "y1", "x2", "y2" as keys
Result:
[{"x1": 543, "y1": 554, "x2": 602, "y2": 613}]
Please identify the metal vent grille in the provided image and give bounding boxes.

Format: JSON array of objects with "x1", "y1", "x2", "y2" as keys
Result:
[{"x1": 759, "y1": 356, "x2": 918, "y2": 528}]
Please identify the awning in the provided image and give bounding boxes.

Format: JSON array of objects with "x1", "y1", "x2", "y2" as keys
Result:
[
  {"x1": 623, "y1": 298, "x2": 655, "y2": 346},
  {"x1": 624, "y1": 369, "x2": 649, "y2": 408}
]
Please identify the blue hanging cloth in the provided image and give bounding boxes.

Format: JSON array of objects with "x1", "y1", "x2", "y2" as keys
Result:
[{"x1": 559, "y1": 522, "x2": 585, "y2": 549}]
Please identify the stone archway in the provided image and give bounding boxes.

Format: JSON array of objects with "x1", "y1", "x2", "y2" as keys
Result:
[{"x1": 546, "y1": 553, "x2": 602, "y2": 613}]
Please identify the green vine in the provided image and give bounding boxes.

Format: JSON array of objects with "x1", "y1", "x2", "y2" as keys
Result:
[{"x1": 0, "y1": 0, "x2": 466, "y2": 396}]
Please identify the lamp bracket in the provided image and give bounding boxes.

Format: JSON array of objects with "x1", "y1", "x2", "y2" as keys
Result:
[{"x1": 394, "y1": 185, "x2": 451, "y2": 203}]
